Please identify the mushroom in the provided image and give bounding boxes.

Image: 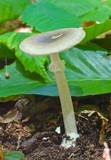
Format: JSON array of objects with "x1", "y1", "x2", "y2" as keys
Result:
[{"x1": 19, "y1": 28, "x2": 85, "y2": 148}]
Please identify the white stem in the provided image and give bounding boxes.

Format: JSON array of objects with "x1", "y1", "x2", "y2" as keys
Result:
[{"x1": 49, "y1": 53, "x2": 78, "y2": 136}]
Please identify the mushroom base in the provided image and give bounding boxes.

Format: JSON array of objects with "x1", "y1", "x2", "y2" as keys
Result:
[{"x1": 61, "y1": 132, "x2": 79, "y2": 148}]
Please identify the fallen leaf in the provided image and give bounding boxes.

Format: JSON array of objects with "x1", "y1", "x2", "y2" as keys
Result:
[{"x1": 0, "y1": 109, "x2": 18, "y2": 123}]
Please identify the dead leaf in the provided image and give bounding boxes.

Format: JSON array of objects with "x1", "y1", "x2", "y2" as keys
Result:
[{"x1": 0, "y1": 109, "x2": 18, "y2": 123}]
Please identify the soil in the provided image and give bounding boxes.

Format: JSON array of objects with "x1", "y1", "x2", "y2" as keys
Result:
[{"x1": 0, "y1": 94, "x2": 111, "y2": 160}]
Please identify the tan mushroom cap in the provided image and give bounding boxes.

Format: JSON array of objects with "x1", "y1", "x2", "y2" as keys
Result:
[{"x1": 19, "y1": 28, "x2": 85, "y2": 56}]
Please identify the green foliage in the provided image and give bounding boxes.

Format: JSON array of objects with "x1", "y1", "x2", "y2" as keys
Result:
[
  {"x1": 0, "y1": 0, "x2": 111, "y2": 98},
  {"x1": 0, "y1": 32, "x2": 50, "y2": 81},
  {"x1": 105, "y1": 0, "x2": 111, "y2": 7},
  {"x1": 0, "y1": 43, "x2": 111, "y2": 98},
  {"x1": 45, "y1": 0, "x2": 111, "y2": 22},
  {"x1": 46, "y1": 0, "x2": 100, "y2": 16},
  {"x1": 22, "y1": 1, "x2": 81, "y2": 32},
  {"x1": 4, "y1": 151, "x2": 24, "y2": 160},
  {"x1": 83, "y1": 19, "x2": 111, "y2": 42},
  {"x1": 35, "y1": 44, "x2": 111, "y2": 96},
  {"x1": 0, "y1": 61, "x2": 46, "y2": 98},
  {"x1": 0, "y1": 0, "x2": 30, "y2": 24},
  {"x1": 22, "y1": 0, "x2": 111, "y2": 31}
]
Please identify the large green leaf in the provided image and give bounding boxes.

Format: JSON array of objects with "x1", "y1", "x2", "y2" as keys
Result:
[
  {"x1": 48, "y1": 0, "x2": 111, "y2": 22},
  {"x1": 22, "y1": 1, "x2": 81, "y2": 32},
  {"x1": 42, "y1": 0, "x2": 100, "y2": 16},
  {"x1": 0, "y1": 44, "x2": 111, "y2": 98},
  {"x1": 37, "y1": 44, "x2": 111, "y2": 96},
  {"x1": 0, "y1": 61, "x2": 46, "y2": 98},
  {"x1": 80, "y1": 4, "x2": 111, "y2": 22},
  {"x1": 38, "y1": 0, "x2": 100, "y2": 16},
  {"x1": 0, "y1": 32, "x2": 50, "y2": 81},
  {"x1": 22, "y1": 0, "x2": 111, "y2": 32},
  {"x1": 0, "y1": 0, "x2": 30, "y2": 24}
]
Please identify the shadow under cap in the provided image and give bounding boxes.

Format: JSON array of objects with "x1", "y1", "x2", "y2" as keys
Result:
[{"x1": 19, "y1": 28, "x2": 85, "y2": 56}]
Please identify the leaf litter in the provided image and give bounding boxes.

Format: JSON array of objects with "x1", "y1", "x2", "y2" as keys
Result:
[{"x1": 0, "y1": 94, "x2": 111, "y2": 160}]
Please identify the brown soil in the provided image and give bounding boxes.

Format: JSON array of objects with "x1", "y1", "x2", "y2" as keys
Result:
[{"x1": 0, "y1": 94, "x2": 111, "y2": 160}]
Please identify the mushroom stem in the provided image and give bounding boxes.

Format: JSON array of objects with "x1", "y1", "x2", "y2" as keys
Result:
[{"x1": 49, "y1": 53, "x2": 78, "y2": 136}]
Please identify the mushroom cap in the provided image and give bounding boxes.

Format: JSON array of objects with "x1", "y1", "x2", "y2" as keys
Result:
[{"x1": 19, "y1": 28, "x2": 85, "y2": 56}]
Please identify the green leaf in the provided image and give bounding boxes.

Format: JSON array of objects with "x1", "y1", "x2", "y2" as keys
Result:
[
  {"x1": 4, "y1": 151, "x2": 24, "y2": 160},
  {"x1": 0, "y1": 44, "x2": 111, "y2": 98},
  {"x1": 0, "y1": 0, "x2": 30, "y2": 24},
  {"x1": 22, "y1": 0, "x2": 111, "y2": 32},
  {"x1": 0, "y1": 32, "x2": 50, "y2": 81},
  {"x1": 22, "y1": 1, "x2": 81, "y2": 32},
  {"x1": 50, "y1": 0, "x2": 111, "y2": 22},
  {"x1": 104, "y1": 0, "x2": 111, "y2": 8},
  {"x1": 37, "y1": 44, "x2": 111, "y2": 96},
  {"x1": 80, "y1": 4, "x2": 111, "y2": 22},
  {"x1": 41, "y1": 0, "x2": 100, "y2": 16},
  {"x1": 83, "y1": 19, "x2": 111, "y2": 42},
  {"x1": 0, "y1": 61, "x2": 46, "y2": 98}
]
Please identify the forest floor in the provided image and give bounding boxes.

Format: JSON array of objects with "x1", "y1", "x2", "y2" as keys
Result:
[{"x1": 0, "y1": 94, "x2": 111, "y2": 160}]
